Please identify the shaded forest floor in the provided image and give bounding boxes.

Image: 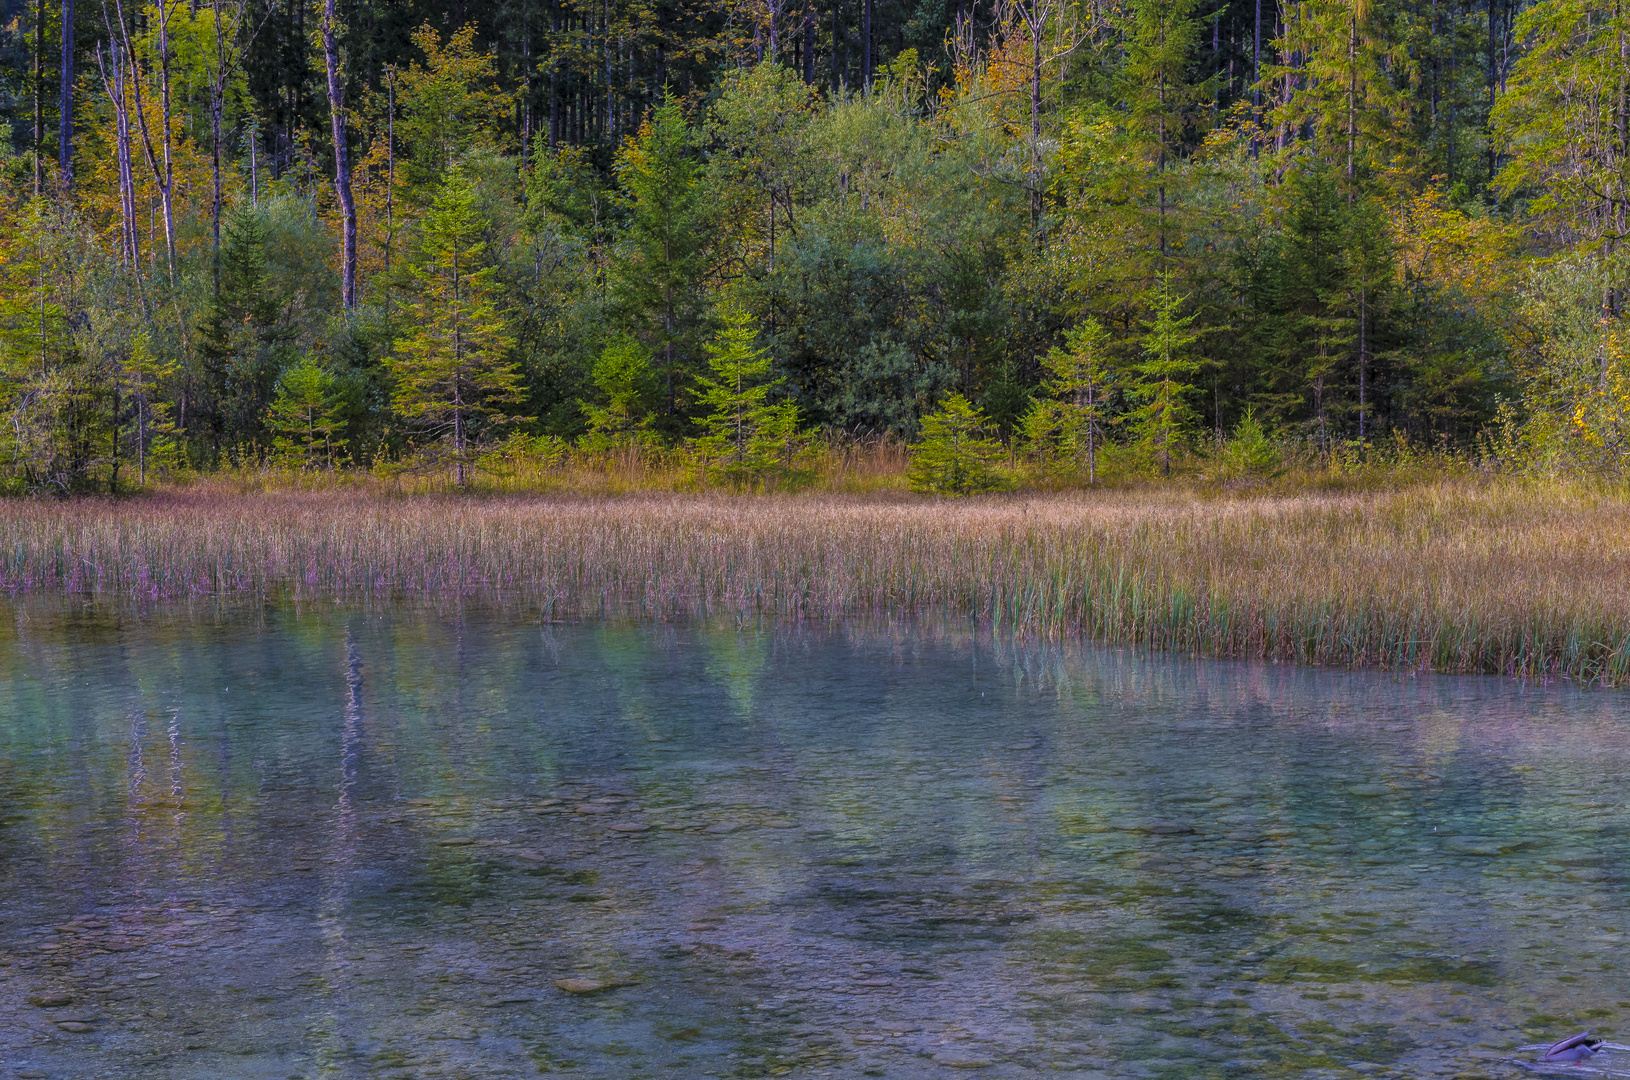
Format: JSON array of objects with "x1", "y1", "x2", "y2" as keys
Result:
[{"x1": 5, "y1": 474, "x2": 1629, "y2": 684}]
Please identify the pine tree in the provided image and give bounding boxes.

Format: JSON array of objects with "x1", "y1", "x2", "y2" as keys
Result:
[
  {"x1": 195, "y1": 207, "x2": 291, "y2": 459},
  {"x1": 611, "y1": 91, "x2": 706, "y2": 425},
  {"x1": 691, "y1": 306, "x2": 793, "y2": 488},
  {"x1": 1129, "y1": 272, "x2": 1204, "y2": 476},
  {"x1": 907, "y1": 394, "x2": 1006, "y2": 495},
  {"x1": 1266, "y1": 0, "x2": 1410, "y2": 181},
  {"x1": 1118, "y1": 0, "x2": 1211, "y2": 264},
  {"x1": 268, "y1": 356, "x2": 347, "y2": 470},
  {"x1": 1022, "y1": 317, "x2": 1115, "y2": 483},
  {"x1": 748, "y1": 401, "x2": 809, "y2": 491},
  {"x1": 390, "y1": 173, "x2": 522, "y2": 487},
  {"x1": 580, "y1": 335, "x2": 655, "y2": 454},
  {"x1": 1493, "y1": 0, "x2": 1630, "y2": 287},
  {"x1": 117, "y1": 334, "x2": 179, "y2": 487}
]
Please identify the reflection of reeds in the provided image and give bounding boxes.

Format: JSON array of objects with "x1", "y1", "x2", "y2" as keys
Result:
[{"x1": 6, "y1": 481, "x2": 1630, "y2": 683}]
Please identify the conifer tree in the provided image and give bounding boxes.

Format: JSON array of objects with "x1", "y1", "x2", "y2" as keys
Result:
[
  {"x1": 1129, "y1": 272, "x2": 1203, "y2": 476},
  {"x1": 1493, "y1": 0, "x2": 1630, "y2": 281},
  {"x1": 1118, "y1": 0, "x2": 1210, "y2": 263},
  {"x1": 908, "y1": 394, "x2": 1006, "y2": 495},
  {"x1": 691, "y1": 306, "x2": 799, "y2": 488},
  {"x1": 196, "y1": 207, "x2": 291, "y2": 459},
  {"x1": 390, "y1": 173, "x2": 522, "y2": 487},
  {"x1": 612, "y1": 91, "x2": 706, "y2": 424},
  {"x1": 268, "y1": 356, "x2": 347, "y2": 470},
  {"x1": 1022, "y1": 317, "x2": 1115, "y2": 483},
  {"x1": 580, "y1": 335, "x2": 655, "y2": 453},
  {"x1": 117, "y1": 334, "x2": 179, "y2": 487}
]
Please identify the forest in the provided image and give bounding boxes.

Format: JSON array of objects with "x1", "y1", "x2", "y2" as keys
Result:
[{"x1": 0, "y1": 0, "x2": 1624, "y2": 491}]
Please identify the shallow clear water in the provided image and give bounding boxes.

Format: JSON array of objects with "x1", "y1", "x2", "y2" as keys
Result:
[{"x1": 0, "y1": 603, "x2": 1627, "y2": 1080}]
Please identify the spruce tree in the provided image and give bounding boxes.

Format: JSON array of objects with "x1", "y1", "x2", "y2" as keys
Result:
[
  {"x1": 908, "y1": 394, "x2": 1006, "y2": 495},
  {"x1": 691, "y1": 306, "x2": 798, "y2": 488},
  {"x1": 612, "y1": 91, "x2": 706, "y2": 426},
  {"x1": 1129, "y1": 272, "x2": 1204, "y2": 477},
  {"x1": 580, "y1": 335, "x2": 655, "y2": 454},
  {"x1": 1022, "y1": 317, "x2": 1115, "y2": 483},
  {"x1": 390, "y1": 173, "x2": 522, "y2": 487},
  {"x1": 268, "y1": 357, "x2": 347, "y2": 470}
]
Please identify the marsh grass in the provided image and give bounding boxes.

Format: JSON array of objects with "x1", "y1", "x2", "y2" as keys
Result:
[{"x1": 6, "y1": 479, "x2": 1630, "y2": 683}]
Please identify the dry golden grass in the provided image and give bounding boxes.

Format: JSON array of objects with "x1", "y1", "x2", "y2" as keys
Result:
[{"x1": 5, "y1": 479, "x2": 1630, "y2": 682}]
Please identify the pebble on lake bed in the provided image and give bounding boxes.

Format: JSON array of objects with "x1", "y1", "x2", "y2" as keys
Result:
[
  {"x1": 932, "y1": 1052, "x2": 994, "y2": 1068},
  {"x1": 27, "y1": 992, "x2": 71, "y2": 1007},
  {"x1": 54, "y1": 1021, "x2": 95, "y2": 1033},
  {"x1": 554, "y1": 978, "x2": 617, "y2": 995}
]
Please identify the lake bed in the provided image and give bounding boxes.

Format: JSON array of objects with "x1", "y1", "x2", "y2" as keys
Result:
[{"x1": 0, "y1": 603, "x2": 1624, "y2": 1079}]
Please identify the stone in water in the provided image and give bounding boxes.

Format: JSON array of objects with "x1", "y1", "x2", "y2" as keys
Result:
[{"x1": 555, "y1": 978, "x2": 615, "y2": 995}]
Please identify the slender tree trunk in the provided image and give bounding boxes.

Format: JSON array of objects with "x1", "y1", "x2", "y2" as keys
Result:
[
  {"x1": 96, "y1": 42, "x2": 139, "y2": 268},
  {"x1": 1347, "y1": 8, "x2": 1357, "y2": 182},
  {"x1": 321, "y1": 0, "x2": 357, "y2": 307},
  {"x1": 1486, "y1": 0, "x2": 1497, "y2": 184},
  {"x1": 115, "y1": 0, "x2": 176, "y2": 275},
  {"x1": 863, "y1": 0, "x2": 873, "y2": 87},
  {"x1": 385, "y1": 67, "x2": 395, "y2": 279},
  {"x1": 804, "y1": 1, "x2": 815, "y2": 82},
  {"x1": 1358, "y1": 286, "x2": 1367, "y2": 442},
  {"x1": 34, "y1": 0, "x2": 43, "y2": 195},
  {"x1": 207, "y1": 0, "x2": 237, "y2": 288},
  {"x1": 1252, "y1": 0, "x2": 1261, "y2": 156},
  {"x1": 1031, "y1": 15, "x2": 1043, "y2": 225},
  {"x1": 58, "y1": 0, "x2": 74, "y2": 190}
]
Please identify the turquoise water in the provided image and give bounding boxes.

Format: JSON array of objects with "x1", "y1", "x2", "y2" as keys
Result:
[{"x1": 0, "y1": 603, "x2": 1627, "y2": 1079}]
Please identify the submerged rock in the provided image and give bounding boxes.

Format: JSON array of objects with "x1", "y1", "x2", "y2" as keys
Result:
[
  {"x1": 1444, "y1": 836, "x2": 1524, "y2": 856},
  {"x1": 1111, "y1": 820, "x2": 1194, "y2": 835},
  {"x1": 933, "y1": 1052, "x2": 994, "y2": 1068},
  {"x1": 554, "y1": 978, "x2": 617, "y2": 995}
]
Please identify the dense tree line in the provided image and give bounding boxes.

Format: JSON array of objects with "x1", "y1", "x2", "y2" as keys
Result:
[{"x1": 0, "y1": 0, "x2": 1624, "y2": 490}]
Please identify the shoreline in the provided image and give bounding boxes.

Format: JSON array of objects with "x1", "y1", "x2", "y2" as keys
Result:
[{"x1": 4, "y1": 482, "x2": 1629, "y2": 684}]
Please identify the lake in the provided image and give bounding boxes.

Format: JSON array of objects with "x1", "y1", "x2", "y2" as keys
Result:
[{"x1": 0, "y1": 601, "x2": 1625, "y2": 1079}]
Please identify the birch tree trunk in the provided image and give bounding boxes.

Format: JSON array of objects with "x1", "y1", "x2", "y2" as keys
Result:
[
  {"x1": 321, "y1": 0, "x2": 358, "y2": 308},
  {"x1": 96, "y1": 43, "x2": 140, "y2": 268},
  {"x1": 58, "y1": 0, "x2": 73, "y2": 190},
  {"x1": 115, "y1": 0, "x2": 177, "y2": 275}
]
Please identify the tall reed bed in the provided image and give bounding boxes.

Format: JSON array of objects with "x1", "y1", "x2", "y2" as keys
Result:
[{"x1": 4, "y1": 483, "x2": 1630, "y2": 683}]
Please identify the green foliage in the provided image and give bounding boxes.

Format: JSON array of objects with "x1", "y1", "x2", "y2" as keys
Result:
[
  {"x1": 1494, "y1": 0, "x2": 1630, "y2": 265},
  {"x1": 117, "y1": 334, "x2": 181, "y2": 486},
  {"x1": 1022, "y1": 318, "x2": 1115, "y2": 483},
  {"x1": 690, "y1": 306, "x2": 805, "y2": 488},
  {"x1": 269, "y1": 357, "x2": 348, "y2": 470},
  {"x1": 389, "y1": 173, "x2": 523, "y2": 486},
  {"x1": 580, "y1": 335, "x2": 655, "y2": 452},
  {"x1": 612, "y1": 91, "x2": 707, "y2": 426},
  {"x1": 0, "y1": 0, "x2": 1611, "y2": 490},
  {"x1": 1128, "y1": 273, "x2": 1204, "y2": 476},
  {"x1": 395, "y1": 24, "x2": 510, "y2": 195},
  {"x1": 907, "y1": 394, "x2": 1006, "y2": 495},
  {"x1": 1215, "y1": 410, "x2": 1283, "y2": 480},
  {"x1": 196, "y1": 205, "x2": 299, "y2": 461}
]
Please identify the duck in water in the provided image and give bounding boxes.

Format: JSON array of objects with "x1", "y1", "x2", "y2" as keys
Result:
[{"x1": 1545, "y1": 1032, "x2": 1605, "y2": 1065}]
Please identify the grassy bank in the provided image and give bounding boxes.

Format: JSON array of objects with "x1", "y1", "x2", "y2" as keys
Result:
[{"x1": 4, "y1": 481, "x2": 1630, "y2": 684}]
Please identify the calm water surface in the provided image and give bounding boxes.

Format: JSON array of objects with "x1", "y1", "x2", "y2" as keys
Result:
[{"x1": 0, "y1": 603, "x2": 1627, "y2": 1080}]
